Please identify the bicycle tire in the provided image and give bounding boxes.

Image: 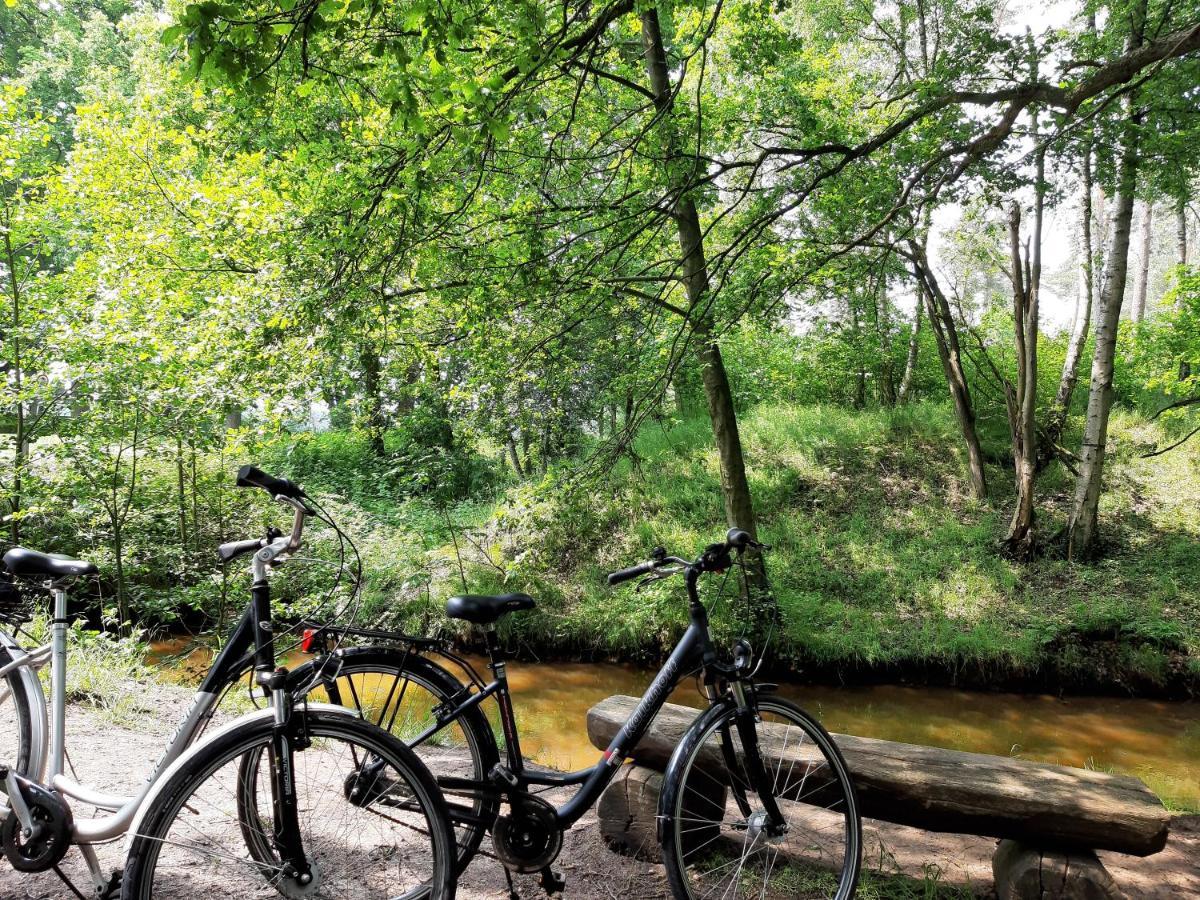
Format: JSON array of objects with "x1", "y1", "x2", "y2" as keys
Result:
[
  {"x1": 121, "y1": 708, "x2": 457, "y2": 900},
  {"x1": 288, "y1": 648, "x2": 501, "y2": 871},
  {"x1": 0, "y1": 642, "x2": 34, "y2": 780},
  {"x1": 660, "y1": 695, "x2": 861, "y2": 900}
]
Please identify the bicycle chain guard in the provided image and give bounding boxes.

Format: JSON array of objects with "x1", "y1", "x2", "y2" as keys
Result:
[{"x1": 493, "y1": 793, "x2": 562, "y2": 874}]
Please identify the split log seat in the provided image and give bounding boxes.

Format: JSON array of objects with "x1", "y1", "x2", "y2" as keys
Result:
[{"x1": 587, "y1": 695, "x2": 1171, "y2": 899}]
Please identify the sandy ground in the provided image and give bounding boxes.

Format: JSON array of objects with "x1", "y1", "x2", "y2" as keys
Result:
[{"x1": 0, "y1": 679, "x2": 1195, "y2": 899}]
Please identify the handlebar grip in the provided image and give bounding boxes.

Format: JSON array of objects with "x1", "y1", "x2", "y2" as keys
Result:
[
  {"x1": 236, "y1": 465, "x2": 305, "y2": 500},
  {"x1": 607, "y1": 561, "x2": 655, "y2": 586}
]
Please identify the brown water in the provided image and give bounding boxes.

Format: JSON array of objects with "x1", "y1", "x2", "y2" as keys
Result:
[{"x1": 147, "y1": 639, "x2": 1200, "y2": 810}]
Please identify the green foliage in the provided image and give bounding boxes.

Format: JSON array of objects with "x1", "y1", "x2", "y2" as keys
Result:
[
  {"x1": 390, "y1": 401, "x2": 1198, "y2": 686},
  {"x1": 268, "y1": 407, "x2": 500, "y2": 510}
]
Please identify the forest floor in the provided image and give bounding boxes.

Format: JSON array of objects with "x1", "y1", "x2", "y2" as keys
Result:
[{"x1": 0, "y1": 677, "x2": 1196, "y2": 899}]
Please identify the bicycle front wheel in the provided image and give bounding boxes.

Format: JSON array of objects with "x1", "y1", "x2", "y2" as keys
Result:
[
  {"x1": 122, "y1": 709, "x2": 456, "y2": 900},
  {"x1": 660, "y1": 695, "x2": 861, "y2": 900}
]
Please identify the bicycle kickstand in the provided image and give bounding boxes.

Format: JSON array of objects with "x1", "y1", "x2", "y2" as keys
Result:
[
  {"x1": 539, "y1": 865, "x2": 566, "y2": 896},
  {"x1": 503, "y1": 865, "x2": 520, "y2": 900}
]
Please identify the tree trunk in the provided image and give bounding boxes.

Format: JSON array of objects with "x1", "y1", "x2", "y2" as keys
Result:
[
  {"x1": 113, "y1": 525, "x2": 128, "y2": 630},
  {"x1": 1132, "y1": 201, "x2": 1153, "y2": 323},
  {"x1": 640, "y1": 7, "x2": 767, "y2": 599},
  {"x1": 1177, "y1": 195, "x2": 1188, "y2": 269},
  {"x1": 897, "y1": 295, "x2": 922, "y2": 404},
  {"x1": 1003, "y1": 191, "x2": 1042, "y2": 559},
  {"x1": 1067, "y1": 13, "x2": 1145, "y2": 560},
  {"x1": 873, "y1": 276, "x2": 897, "y2": 406},
  {"x1": 1047, "y1": 148, "x2": 1095, "y2": 448},
  {"x1": 506, "y1": 433, "x2": 524, "y2": 476},
  {"x1": 175, "y1": 435, "x2": 189, "y2": 560},
  {"x1": 909, "y1": 241, "x2": 989, "y2": 500},
  {"x1": 1175, "y1": 198, "x2": 1191, "y2": 377},
  {"x1": 359, "y1": 343, "x2": 385, "y2": 456},
  {"x1": 4, "y1": 230, "x2": 24, "y2": 544}
]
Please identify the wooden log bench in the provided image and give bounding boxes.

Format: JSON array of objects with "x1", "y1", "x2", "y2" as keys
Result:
[{"x1": 587, "y1": 695, "x2": 1171, "y2": 899}]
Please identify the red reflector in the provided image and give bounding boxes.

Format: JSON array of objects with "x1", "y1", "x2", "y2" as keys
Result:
[{"x1": 301, "y1": 628, "x2": 316, "y2": 653}]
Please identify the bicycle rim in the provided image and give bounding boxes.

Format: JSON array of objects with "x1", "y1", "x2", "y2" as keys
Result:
[{"x1": 664, "y1": 697, "x2": 861, "y2": 900}]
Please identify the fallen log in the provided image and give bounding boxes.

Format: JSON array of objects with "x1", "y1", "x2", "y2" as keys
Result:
[{"x1": 587, "y1": 695, "x2": 1169, "y2": 857}]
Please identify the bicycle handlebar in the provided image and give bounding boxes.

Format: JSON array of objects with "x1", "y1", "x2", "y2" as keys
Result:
[
  {"x1": 217, "y1": 537, "x2": 265, "y2": 563},
  {"x1": 606, "y1": 527, "x2": 764, "y2": 587},
  {"x1": 221, "y1": 467, "x2": 313, "y2": 566},
  {"x1": 236, "y1": 465, "x2": 307, "y2": 503},
  {"x1": 606, "y1": 561, "x2": 656, "y2": 586}
]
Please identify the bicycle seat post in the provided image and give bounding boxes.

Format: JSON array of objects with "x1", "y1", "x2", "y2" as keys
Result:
[
  {"x1": 482, "y1": 624, "x2": 525, "y2": 775},
  {"x1": 48, "y1": 580, "x2": 70, "y2": 781}
]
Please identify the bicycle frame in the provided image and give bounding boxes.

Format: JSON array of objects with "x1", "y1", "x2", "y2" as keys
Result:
[{"x1": 411, "y1": 567, "x2": 729, "y2": 829}]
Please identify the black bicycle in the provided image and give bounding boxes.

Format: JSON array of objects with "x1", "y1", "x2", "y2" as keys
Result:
[{"x1": 307, "y1": 529, "x2": 863, "y2": 899}]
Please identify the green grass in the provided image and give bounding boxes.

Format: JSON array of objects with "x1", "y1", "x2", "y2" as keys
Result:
[
  {"x1": 23, "y1": 617, "x2": 157, "y2": 726},
  {"x1": 324, "y1": 401, "x2": 1198, "y2": 691}
]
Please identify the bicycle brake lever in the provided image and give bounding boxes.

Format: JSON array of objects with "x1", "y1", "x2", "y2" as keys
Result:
[{"x1": 633, "y1": 566, "x2": 685, "y2": 591}]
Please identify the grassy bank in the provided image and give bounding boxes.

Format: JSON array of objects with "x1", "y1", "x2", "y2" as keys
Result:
[{"x1": 317, "y1": 401, "x2": 1198, "y2": 696}]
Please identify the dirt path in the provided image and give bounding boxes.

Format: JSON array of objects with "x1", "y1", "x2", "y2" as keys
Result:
[{"x1": 0, "y1": 678, "x2": 1195, "y2": 898}]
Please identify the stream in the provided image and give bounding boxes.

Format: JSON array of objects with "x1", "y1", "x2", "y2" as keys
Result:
[{"x1": 148, "y1": 638, "x2": 1200, "y2": 811}]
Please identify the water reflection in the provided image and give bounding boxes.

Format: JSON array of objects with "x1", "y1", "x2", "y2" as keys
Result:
[{"x1": 147, "y1": 639, "x2": 1200, "y2": 809}]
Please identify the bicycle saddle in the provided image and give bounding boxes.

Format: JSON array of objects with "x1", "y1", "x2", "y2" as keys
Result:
[
  {"x1": 445, "y1": 593, "x2": 536, "y2": 625},
  {"x1": 2, "y1": 547, "x2": 98, "y2": 580}
]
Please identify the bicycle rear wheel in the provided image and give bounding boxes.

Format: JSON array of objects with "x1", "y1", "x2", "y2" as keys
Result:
[
  {"x1": 291, "y1": 649, "x2": 500, "y2": 871},
  {"x1": 0, "y1": 642, "x2": 34, "y2": 779},
  {"x1": 122, "y1": 709, "x2": 456, "y2": 900},
  {"x1": 660, "y1": 695, "x2": 861, "y2": 900}
]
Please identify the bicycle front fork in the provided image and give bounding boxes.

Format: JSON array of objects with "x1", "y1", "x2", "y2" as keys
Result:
[
  {"x1": 723, "y1": 680, "x2": 788, "y2": 836},
  {"x1": 263, "y1": 669, "x2": 314, "y2": 886}
]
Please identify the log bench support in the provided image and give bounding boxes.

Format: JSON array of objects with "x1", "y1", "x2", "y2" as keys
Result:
[
  {"x1": 993, "y1": 840, "x2": 1123, "y2": 900},
  {"x1": 588, "y1": 696, "x2": 1165, "y2": 900}
]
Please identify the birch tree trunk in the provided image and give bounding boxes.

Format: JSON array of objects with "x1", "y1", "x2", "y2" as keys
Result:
[
  {"x1": 1048, "y1": 149, "x2": 1095, "y2": 449},
  {"x1": 1067, "y1": 10, "x2": 1145, "y2": 559},
  {"x1": 1177, "y1": 196, "x2": 1189, "y2": 269},
  {"x1": 897, "y1": 295, "x2": 922, "y2": 404},
  {"x1": 4, "y1": 230, "x2": 24, "y2": 545},
  {"x1": 1003, "y1": 188, "x2": 1042, "y2": 558},
  {"x1": 1132, "y1": 201, "x2": 1152, "y2": 323}
]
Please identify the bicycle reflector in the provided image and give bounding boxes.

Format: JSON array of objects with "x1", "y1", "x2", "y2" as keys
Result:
[{"x1": 300, "y1": 628, "x2": 318, "y2": 652}]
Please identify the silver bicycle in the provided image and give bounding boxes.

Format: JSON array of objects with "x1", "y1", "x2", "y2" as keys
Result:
[{"x1": 0, "y1": 466, "x2": 456, "y2": 899}]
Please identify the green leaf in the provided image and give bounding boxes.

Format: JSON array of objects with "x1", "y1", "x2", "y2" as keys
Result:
[{"x1": 485, "y1": 117, "x2": 509, "y2": 142}]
